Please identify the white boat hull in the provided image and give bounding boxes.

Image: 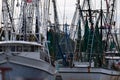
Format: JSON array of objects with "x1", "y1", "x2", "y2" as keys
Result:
[
  {"x1": 0, "y1": 54, "x2": 55, "y2": 80},
  {"x1": 58, "y1": 67, "x2": 120, "y2": 80},
  {"x1": 0, "y1": 63, "x2": 54, "y2": 80}
]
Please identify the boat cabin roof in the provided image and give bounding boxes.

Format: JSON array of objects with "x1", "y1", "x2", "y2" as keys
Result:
[
  {"x1": 105, "y1": 51, "x2": 119, "y2": 54},
  {"x1": 0, "y1": 41, "x2": 43, "y2": 47},
  {"x1": 105, "y1": 56, "x2": 120, "y2": 60}
]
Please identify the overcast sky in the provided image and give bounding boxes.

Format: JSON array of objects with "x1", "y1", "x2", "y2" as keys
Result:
[
  {"x1": 0, "y1": 0, "x2": 120, "y2": 27},
  {"x1": 56, "y1": 0, "x2": 120, "y2": 27},
  {"x1": 55, "y1": 0, "x2": 76, "y2": 24}
]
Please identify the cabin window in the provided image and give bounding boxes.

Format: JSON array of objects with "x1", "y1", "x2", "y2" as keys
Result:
[
  {"x1": 17, "y1": 46, "x2": 22, "y2": 52},
  {"x1": 11, "y1": 46, "x2": 15, "y2": 52},
  {"x1": 23, "y1": 45, "x2": 33, "y2": 52},
  {"x1": 0, "y1": 46, "x2": 3, "y2": 52},
  {"x1": 34, "y1": 46, "x2": 38, "y2": 52},
  {"x1": 31, "y1": 46, "x2": 35, "y2": 52},
  {"x1": 23, "y1": 45, "x2": 29, "y2": 52}
]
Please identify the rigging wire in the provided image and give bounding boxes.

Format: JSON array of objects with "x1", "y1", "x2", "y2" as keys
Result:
[
  {"x1": 63, "y1": 0, "x2": 66, "y2": 30},
  {"x1": 113, "y1": 0, "x2": 120, "y2": 51},
  {"x1": 56, "y1": 0, "x2": 62, "y2": 22},
  {"x1": 115, "y1": 0, "x2": 117, "y2": 27}
]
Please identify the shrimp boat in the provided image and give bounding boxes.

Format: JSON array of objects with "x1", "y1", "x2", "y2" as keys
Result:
[
  {"x1": 0, "y1": 0, "x2": 55, "y2": 80},
  {"x1": 53, "y1": 0, "x2": 120, "y2": 80}
]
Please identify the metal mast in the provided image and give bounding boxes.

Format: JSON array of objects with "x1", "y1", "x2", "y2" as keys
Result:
[
  {"x1": 1, "y1": 0, "x2": 15, "y2": 41},
  {"x1": 73, "y1": 0, "x2": 82, "y2": 62},
  {"x1": 70, "y1": 0, "x2": 85, "y2": 40},
  {"x1": 17, "y1": 0, "x2": 34, "y2": 41},
  {"x1": 35, "y1": 0, "x2": 41, "y2": 42},
  {"x1": 16, "y1": 0, "x2": 43, "y2": 42},
  {"x1": 52, "y1": 0, "x2": 60, "y2": 32},
  {"x1": 42, "y1": 0, "x2": 50, "y2": 41},
  {"x1": 104, "y1": 0, "x2": 119, "y2": 51}
]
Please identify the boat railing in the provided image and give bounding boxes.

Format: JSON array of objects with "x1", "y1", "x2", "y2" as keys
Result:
[
  {"x1": 0, "y1": 52, "x2": 4, "y2": 54},
  {"x1": 11, "y1": 51, "x2": 50, "y2": 63},
  {"x1": 11, "y1": 51, "x2": 39, "y2": 54}
]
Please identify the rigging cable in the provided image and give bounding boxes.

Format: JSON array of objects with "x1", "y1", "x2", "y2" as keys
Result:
[
  {"x1": 113, "y1": 0, "x2": 120, "y2": 51},
  {"x1": 5, "y1": 0, "x2": 15, "y2": 32},
  {"x1": 56, "y1": 0, "x2": 63, "y2": 26},
  {"x1": 63, "y1": 0, "x2": 66, "y2": 29}
]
